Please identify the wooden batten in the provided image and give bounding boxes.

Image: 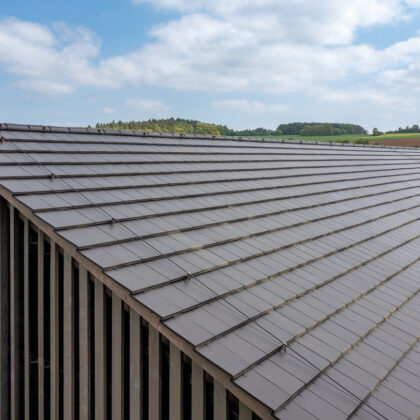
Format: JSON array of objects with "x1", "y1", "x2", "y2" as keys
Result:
[
  {"x1": 148, "y1": 324, "x2": 160, "y2": 420},
  {"x1": 79, "y1": 267, "x2": 90, "y2": 420},
  {"x1": 50, "y1": 241, "x2": 59, "y2": 420},
  {"x1": 63, "y1": 252, "x2": 74, "y2": 420},
  {"x1": 129, "y1": 309, "x2": 142, "y2": 420},
  {"x1": 112, "y1": 293, "x2": 124, "y2": 419},
  {"x1": 169, "y1": 342, "x2": 181, "y2": 420},
  {"x1": 38, "y1": 230, "x2": 45, "y2": 420},
  {"x1": 94, "y1": 279, "x2": 106, "y2": 420},
  {"x1": 0, "y1": 198, "x2": 10, "y2": 420}
]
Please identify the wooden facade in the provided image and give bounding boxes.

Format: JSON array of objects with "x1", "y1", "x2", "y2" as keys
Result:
[{"x1": 0, "y1": 198, "x2": 262, "y2": 420}]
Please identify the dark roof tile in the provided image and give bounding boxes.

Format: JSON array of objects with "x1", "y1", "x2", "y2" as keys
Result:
[{"x1": 2, "y1": 124, "x2": 420, "y2": 418}]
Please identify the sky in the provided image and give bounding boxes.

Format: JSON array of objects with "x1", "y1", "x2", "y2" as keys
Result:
[{"x1": 2, "y1": 0, "x2": 420, "y2": 131}]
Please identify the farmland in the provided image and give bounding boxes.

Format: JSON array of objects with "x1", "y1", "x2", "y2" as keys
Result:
[
  {"x1": 248, "y1": 133, "x2": 420, "y2": 147},
  {"x1": 96, "y1": 119, "x2": 420, "y2": 147},
  {"x1": 367, "y1": 133, "x2": 420, "y2": 147},
  {"x1": 243, "y1": 134, "x2": 365, "y2": 143}
]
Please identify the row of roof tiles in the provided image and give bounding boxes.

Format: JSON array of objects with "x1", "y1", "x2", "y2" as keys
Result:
[{"x1": 1, "y1": 124, "x2": 420, "y2": 419}]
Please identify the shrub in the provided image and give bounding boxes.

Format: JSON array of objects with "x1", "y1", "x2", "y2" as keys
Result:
[{"x1": 354, "y1": 138, "x2": 370, "y2": 145}]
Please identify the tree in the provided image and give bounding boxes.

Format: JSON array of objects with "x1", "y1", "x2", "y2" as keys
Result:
[
  {"x1": 276, "y1": 122, "x2": 367, "y2": 136},
  {"x1": 95, "y1": 119, "x2": 368, "y2": 137},
  {"x1": 301, "y1": 123, "x2": 334, "y2": 136}
]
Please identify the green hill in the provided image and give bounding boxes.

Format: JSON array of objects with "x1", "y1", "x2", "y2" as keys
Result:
[
  {"x1": 95, "y1": 118, "x2": 231, "y2": 136},
  {"x1": 95, "y1": 118, "x2": 367, "y2": 137}
]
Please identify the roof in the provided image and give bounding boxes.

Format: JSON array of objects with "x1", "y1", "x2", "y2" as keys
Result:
[{"x1": 2, "y1": 123, "x2": 420, "y2": 419}]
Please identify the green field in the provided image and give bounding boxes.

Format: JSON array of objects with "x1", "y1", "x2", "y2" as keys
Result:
[
  {"x1": 367, "y1": 133, "x2": 420, "y2": 141},
  {"x1": 244, "y1": 132, "x2": 420, "y2": 147},
  {"x1": 243, "y1": 134, "x2": 368, "y2": 143}
]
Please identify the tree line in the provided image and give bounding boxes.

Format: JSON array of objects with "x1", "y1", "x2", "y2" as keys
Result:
[
  {"x1": 275, "y1": 122, "x2": 367, "y2": 136},
  {"x1": 95, "y1": 118, "x2": 231, "y2": 136},
  {"x1": 385, "y1": 125, "x2": 420, "y2": 134},
  {"x1": 95, "y1": 119, "x2": 367, "y2": 137}
]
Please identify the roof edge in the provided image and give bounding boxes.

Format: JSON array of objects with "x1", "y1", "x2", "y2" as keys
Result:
[{"x1": 1, "y1": 122, "x2": 418, "y2": 150}]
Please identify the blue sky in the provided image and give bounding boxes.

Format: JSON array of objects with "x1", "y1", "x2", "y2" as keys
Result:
[{"x1": 2, "y1": 0, "x2": 420, "y2": 131}]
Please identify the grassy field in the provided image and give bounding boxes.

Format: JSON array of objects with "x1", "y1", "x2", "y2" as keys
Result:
[
  {"x1": 243, "y1": 134, "x2": 368, "y2": 143},
  {"x1": 242, "y1": 132, "x2": 420, "y2": 147},
  {"x1": 367, "y1": 133, "x2": 420, "y2": 141}
]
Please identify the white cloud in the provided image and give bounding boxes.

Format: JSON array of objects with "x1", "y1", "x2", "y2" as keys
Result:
[
  {"x1": 317, "y1": 87, "x2": 412, "y2": 107},
  {"x1": 14, "y1": 80, "x2": 73, "y2": 95},
  {"x1": 96, "y1": 15, "x2": 383, "y2": 94},
  {"x1": 133, "y1": 0, "x2": 409, "y2": 45},
  {"x1": 103, "y1": 107, "x2": 117, "y2": 115},
  {"x1": 126, "y1": 98, "x2": 170, "y2": 112},
  {"x1": 213, "y1": 99, "x2": 288, "y2": 113},
  {"x1": 2, "y1": 0, "x2": 420, "y2": 107},
  {"x1": 96, "y1": 1, "x2": 420, "y2": 98},
  {"x1": 0, "y1": 17, "x2": 114, "y2": 94}
]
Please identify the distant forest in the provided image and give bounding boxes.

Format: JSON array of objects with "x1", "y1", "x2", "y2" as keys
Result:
[
  {"x1": 96, "y1": 119, "x2": 231, "y2": 136},
  {"x1": 95, "y1": 118, "x2": 367, "y2": 137},
  {"x1": 275, "y1": 122, "x2": 367, "y2": 136},
  {"x1": 386, "y1": 124, "x2": 420, "y2": 134}
]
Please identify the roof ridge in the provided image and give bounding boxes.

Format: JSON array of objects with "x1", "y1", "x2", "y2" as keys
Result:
[{"x1": 1, "y1": 122, "x2": 418, "y2": 150}]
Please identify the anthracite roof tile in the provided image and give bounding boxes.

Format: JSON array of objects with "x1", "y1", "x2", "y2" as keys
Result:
[{"x1": 2, "y1": 123, "x2": 420, "y2": 418}]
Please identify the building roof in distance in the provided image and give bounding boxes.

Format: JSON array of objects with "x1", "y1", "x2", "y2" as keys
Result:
[{"x1": 1, "y1": 123, "x2": 420, "y2": 419}]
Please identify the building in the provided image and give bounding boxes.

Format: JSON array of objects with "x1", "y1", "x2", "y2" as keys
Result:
[{"x1": 1, "y1": 123, "x2": 420, "y2": 420}]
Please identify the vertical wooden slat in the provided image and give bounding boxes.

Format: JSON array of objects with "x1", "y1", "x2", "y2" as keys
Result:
[
  {"x1": 130, "y1": 309, "x2": 141, "y2": 420},
  {"x1": 50, "y1": 241, "x2": 59, "y2": 420},
  {"x1": 191, "y1": 361, "x2": 204, "y2": 420},
  {"x1": 38, "y1": 230, "x2": 45, "y2": 420},
  {"x1": 0, "y1": 199, "x2": 10, "y2": 420},
  {"x1": 79, "y1": 267, "x2": 90, "y2": 420},
  {"x1": 63, "y1": 252, "x2": 74, "y2": 420},
  {"x1": 149, "y1": 325, "x2": 160, "y2": 420},
  {"x1": 213, "y1": 380, "x2": 227, "y2": 420},
  {"x1": 239, "y1": 401, "x2": 253, "y2": 420},
  {"x1": 23, "y1": 218, "x2": 29, "y2": 420},
  {"x1": 9, "y1": 206, "x2": 18, "y2": 420},
  {"x1": 169, "y1": 342, "x2": 181, "y2": 420},
  {"x1": 112, "y1": 293, "x2": 123, "y2": 419},
  {"x1": 94, "y1": 279, "x2": 106, "y2": 420}
]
